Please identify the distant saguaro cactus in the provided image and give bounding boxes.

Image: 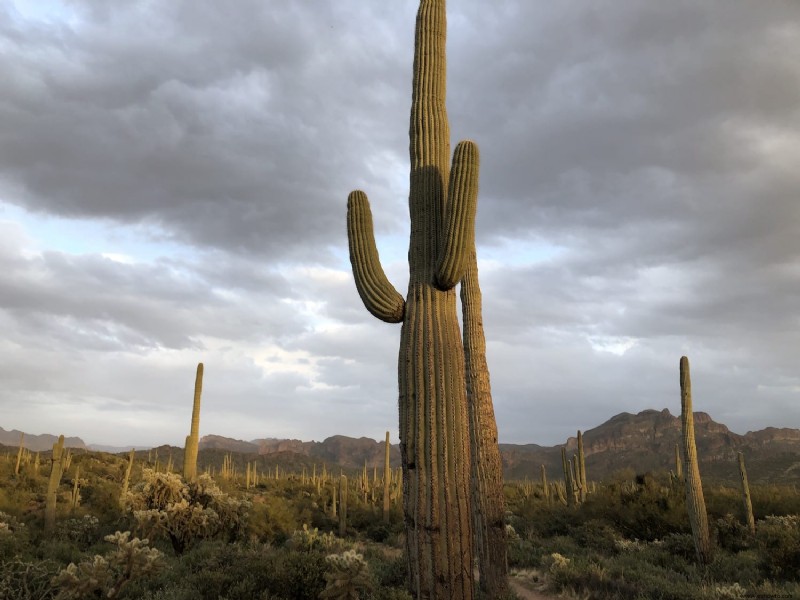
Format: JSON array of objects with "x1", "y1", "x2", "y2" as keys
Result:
[
  {"x1": 183, "y1": 363, "x2": 203, "y2": 482},
  {"x1": 45, "y1": 435, "x2": 66, "y2": 532},
  {"x1": 14, "y1": 432, "x2": 24, "y2": 475},
  {"x1": 680, "y1": 356, "x2": 712, "y2": 565},
  {"x1": 737, "y1": 451, "x2": 755, "y2": 534},
  {"x1": 674, "y1": 443, "x2": 683, "y2": 480},
  {"x1": 338, "y1": 474, "x2": 348, "y2": 537},
  {"x1": 541, "y1": 465, "x2": 550, "y2": 505},
  {"x1": 345, "y1": 0, "x2": 478, "y2": 596},
  {"x1": 120, "y1": 448, "x2": 135, "y2": 507},
  {"x1": 382, "y1": 432, "x2": 391, "y2": 522},
  {"x1": 577, "y1": 430, "x2": 587, "y2": 502}
]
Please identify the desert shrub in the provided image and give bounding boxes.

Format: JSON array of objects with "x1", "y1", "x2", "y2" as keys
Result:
[
  {"x1": 754, "y1": 514, "x2": 800, "y2": 579},
  {"x1": 507, "y1": 537, "x2": 545, "y2": 569},
  {"x1": 0, "y1": 557, "x2": 60, "y2": 600},
  {"x1": 708, "y1": 549, "x2": 761, "y2": 586},
  {"x1": 56, "y1": 515, "x2": 100, "y2": 549},
  {"x1": 0, "y1": 511, "x2": 32, "y2": 557},
  {"x1": 319, "y1": 550, "x2": 373, "y2": 599},
  {"x1": 712, "y1": 514, "x2": 753, "y2": 553},
  {"x1": 51, "y1": 531, "x2": 165, "y2": 599},
  {"x1": 287, "y1": 524, "x2": 341, "y2": 553},
  {"x1": 129, "y1": 470, "x2": 249, "y2": 554},
  {"x1": 571, "y1": 519, "x2": 621, "y2": 554}
]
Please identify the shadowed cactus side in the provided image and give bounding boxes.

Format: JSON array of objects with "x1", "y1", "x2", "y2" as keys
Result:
[
  {"x1": 183, "y1": 363, "x2": 203, "y2": 482},
  {"x1": 680, "y1": 356, "x2": 712, "y2": 565},
  {"x1": 461, "y1": 249, "x2": 508, "y2": 596},
  {"x1": 345, "y1": 0, "x2": 478, "y2": 596}
]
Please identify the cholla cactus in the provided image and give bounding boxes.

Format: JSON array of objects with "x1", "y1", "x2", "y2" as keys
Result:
[
  {"x1": 129, "y1": 469, "x2": 249, "y2": 555},
  {"x1": 51, "y1": 531, "x2": 164, "y2": 599},
  {"x1": 319, "y1": 550, "x2": 373, "y2": 599}
]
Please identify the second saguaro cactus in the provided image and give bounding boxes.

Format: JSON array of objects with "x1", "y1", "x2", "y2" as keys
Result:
[
  {"x1": 183, "y1": 363, "x2": 203, "y2": 482},
  {"x1": 680, "y1": 356, "x2": 712, "y2": 565},
  {"x1": 346, "y1": 1, "x2": 477, "y2": 597}
]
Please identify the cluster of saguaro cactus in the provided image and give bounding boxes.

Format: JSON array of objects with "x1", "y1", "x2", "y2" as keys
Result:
[
  {"x1": 346, "y1": 1, "x2": 480, "y2": 595},
  {"x1": 183, "y1": 363, "x2": 203, "y2": 482},
  {"x1": 45, "y1": 435, "x2": 66, "y2": 532},
  {"x1": 680, "y1": 356, "x2": 712, "y2": 565},
  {"x1": 70, "y1": 466, "x2": 85, "y2": 509}
]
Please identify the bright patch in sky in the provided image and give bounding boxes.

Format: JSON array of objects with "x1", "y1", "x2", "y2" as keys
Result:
[
  {"x1": 588, "y1": 336, "x2": 638, "y2": 356},
  {"x1": 0, "y1": 201, "x2": 192, "y2": 264}
]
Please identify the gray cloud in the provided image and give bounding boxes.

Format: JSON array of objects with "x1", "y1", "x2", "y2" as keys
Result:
[{"x1": 1, "y1": 0, "x2": 798, "y2": 448}]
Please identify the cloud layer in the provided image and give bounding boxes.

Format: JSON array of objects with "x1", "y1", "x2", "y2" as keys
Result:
[{"x1": 1, "y1": 0, "x2": 798, "y2": 447}]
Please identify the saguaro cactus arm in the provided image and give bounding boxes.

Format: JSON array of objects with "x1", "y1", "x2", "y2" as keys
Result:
[
  {"x1": 435, "y1": 141, "x2": 479, "y2": 290},
  {"x1": 347, "y1": 191, "x2": 405, "y2": 323}
]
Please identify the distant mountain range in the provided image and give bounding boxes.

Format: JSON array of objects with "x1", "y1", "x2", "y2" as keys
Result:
[{"x1": 4, "y1": 409, "x2": 800, "y2": 484}]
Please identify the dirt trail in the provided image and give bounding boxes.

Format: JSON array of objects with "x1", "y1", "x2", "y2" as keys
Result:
[{"x1": 508, "y1": 574, "x2": 561, "y2": 600}]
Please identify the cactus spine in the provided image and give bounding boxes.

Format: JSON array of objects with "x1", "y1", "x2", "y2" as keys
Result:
[
  {"x1": 45, "y1": 435, "x2": 65, "y2": 532},
  {"x1": 737, "y1": 451, "x2": 755, "y2": 534},
  {"x1": 679, "y1": 356, "x2": 712, "y2": 565},
  {"x1": 461, "y1": 249, "x2": 508, "y2": 596},
  {"x1": 183, "y1": 362, "x2": 203, "y2": 482},
  {"x1": 346, "y1": 1, "x2": 478, "y2": 596},
  {"x1": 383, "y1": 431, "x2": 391, "y2": 522}
]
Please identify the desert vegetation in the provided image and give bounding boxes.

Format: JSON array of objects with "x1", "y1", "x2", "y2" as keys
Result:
[{"x1": 1, "y1": 439, "x2": 799, "y2": 599}]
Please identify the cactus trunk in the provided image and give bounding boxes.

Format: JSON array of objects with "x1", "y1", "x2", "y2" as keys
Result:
[
  {"x1": 183, "y1": 363, "x2": 203, "y2": 482},
  {"x1": 737, "y1": 451, "x2": 756, "y2": 534},
  {"x1": 383, "y1": 431, "x2": 391, "y2": 522},
  {"x1": 14, "y1": 432, "x2": 24, "y2": 475},
  {"x1": 541, "y1": 465, "x2": 550, "y2": 504},
  {"x1": 120, "y1": 448, "x2": 135, "y2": 507},
  {"x1": 577, "y1": 431, "x2": 587, "y2": 502},
  {"x1": 679, "y1": 356, "x2": 712, "y2": 565},
  {"x1": 45, "y1": 435, "x2": 65, "y2": 532},
  {"x1": 346, "y1": 1, "x2": 479, "y2": 596},
  {"x1": 675, "y1": 443, "x2": 683, "y2": 480},
  {"x1": 339, "y1": 474, "x2": 348, "y2": 537},
  {"x1": 461, "y1": 249, "x2": 508, "y2": 597}
]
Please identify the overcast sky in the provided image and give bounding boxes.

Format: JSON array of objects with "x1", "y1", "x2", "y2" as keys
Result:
[{"x1": 1, "y1": 0, "x2": 799, "y2": 448}]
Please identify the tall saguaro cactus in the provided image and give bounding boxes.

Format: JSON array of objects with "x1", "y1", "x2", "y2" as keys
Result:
[
  {"x1": 461, "y1": 251, "x2": 508, "y2": 597},
  {"x1": 679, "y1": 356, "x2": 712, "y2": 565},
  {"x1": 183, "y1": 363, "x2": 203, "y2": 482},
  {"x1": 346, "y1": 1, "x2": 477, "y2": 597}
]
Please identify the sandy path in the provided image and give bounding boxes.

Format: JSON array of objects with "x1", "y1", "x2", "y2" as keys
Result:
[{"x1": 508, "y1": 573, "x2": 561, "y2": 600}]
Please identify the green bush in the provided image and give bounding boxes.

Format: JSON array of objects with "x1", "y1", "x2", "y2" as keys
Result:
[{"x1": 754, "y1": 515, "x2": 800, "y2": 579}]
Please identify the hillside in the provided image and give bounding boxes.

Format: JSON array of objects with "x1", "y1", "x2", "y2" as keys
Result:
[{"x1": 4, "y1": 408, "x2": 800, "y2": 484}]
